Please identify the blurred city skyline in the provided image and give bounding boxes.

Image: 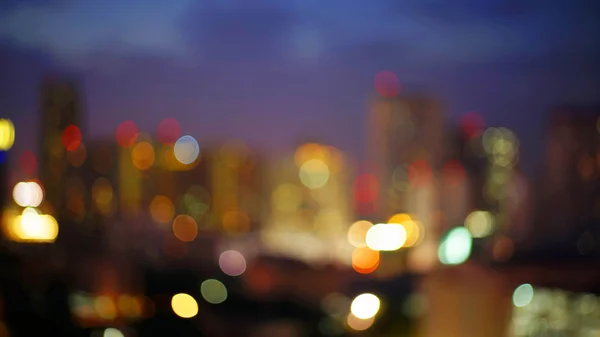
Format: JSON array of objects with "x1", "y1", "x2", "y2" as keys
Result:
[{"x1": 1, "y1": 0, "x2": 600, "y2": 175}]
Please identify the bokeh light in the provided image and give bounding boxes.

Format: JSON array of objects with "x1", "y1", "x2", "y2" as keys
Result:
[
  {"x1": 347, "y1": 220, "x2": 373, "y2": 248},
  {"x1": 174, "y1": 135, "x2": 200, "y2": 165},
  {"x1": 366, "y1": 223, "x2": 407, "y2": 251},
  {"x1": 116, "y1": 120, "x2": 138, "y2": 148},
  {"x1": 299, "y1": 159, "x2": 330, "y2": 189},
  {"x1": 172, "y1": 215, "x2": 198, "y2": 242},
  {"x1": 0, "y1": 118, "x2": 15, "y2": 151},
  {"x1": 438, "y1": 227, "x2": 472, "y2": 265},
  {"x1": 92, "y1": 177, "x2": 114, "y2": 216},
  {"x1": 353, "y1": 174, "x2": 379, "y2": 203},
  {"x1": 61, "y1": 124, "x2": 82, "y2": 151},
  {"x1": 131, "y1": 141, "x2": 155, "y2": 170},
  {"x1": 442, "y1": 160, "x2": 466, "y2": 186},
  {"x1": 374, "y1": 71, "x2": 401, "y2": 98},
  {"x1": 103, "y1": 328, "x2": 124, "y2": 337},
  {"x1": 219, "y1": 250, "x2": 247, "y2": 276},
  {"x1": 9, "y1": 208, "x2": 59, "y2": 243},
  {"x1": 464, "y1": 210, "x2": 494, "y2": 238},
  {"x1": 200, "y1": 279, "x2": 228, "y2": 304},
  {"x1": 157, "y1": 118, "x2": 181, "y2": 145},
  {"x1": 171, "y1": 293, "x2": 198, "y2": 318},
  {"x1": 66, "y1": 143, "x2": 86, "y2": 167},
  {"x1": 150, "y1": 196, "x2": 175, "y2": 224},
  {"x1": 13, "y1": 181, "x2": 43, "y2": 207},
  {"x1": 513, "y1": 284, "x2": 534, "y2": 307},
  {"x1": 347, "y1": 313, "x2": 375, "y2": 331},
  {"x1": 94, "y1": 296, "x2": 117, "y2": 320},
  {"x1": 350, "y1": 293, "x2": 380, "y2": 319},
  {"x1": 352, "y1": 247, "x2": 380, "y2": 274},
  {"x1": 222, "y1": 209, "x2": 251, "y2": 234},
  {"x1": 461, "y1": 112, "x2": 485, "y2": 138}
]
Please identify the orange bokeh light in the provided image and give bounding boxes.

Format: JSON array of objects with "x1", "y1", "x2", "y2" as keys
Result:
[
  {"x1": 352, "y1": 247, "x2": 380, "y2": 274},
  {"x1": 62, "y1": 125, "x2": 82, "y2": 151}
]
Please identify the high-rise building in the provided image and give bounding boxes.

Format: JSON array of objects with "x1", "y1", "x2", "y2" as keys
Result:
[
  {"x1": 534, "y1": 107, "x2": 600, "y2": 241},
  {"x1": 39, "y1": 76, "x2": 82, "y2": 220}
]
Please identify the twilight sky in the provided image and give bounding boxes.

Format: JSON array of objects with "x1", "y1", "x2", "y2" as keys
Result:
[{"x1": 1, "y1": 0, "x2": 599, "y2": 174}]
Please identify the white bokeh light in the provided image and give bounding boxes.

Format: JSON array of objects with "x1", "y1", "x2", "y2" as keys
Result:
[{"x1": 174, "y1": 135, "x2": 200, "y2": 165}]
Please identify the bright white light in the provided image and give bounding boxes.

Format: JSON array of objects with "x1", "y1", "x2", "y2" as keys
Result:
[
  {"x1": 11, "y1": 208, "x2": 59, "y2": 243},
  {"x1": 513, "y1": 284, "x2": 534, "y2": 307},
  {"x1": 174, "y1": 135, "x2": 200, "y2": 165},
  {"x1": 13, "y1": 181, "x2": 43, "y2": 207},
  {"x1": 438, "y1": 227, "x2": 472, "y2": 265},
  {"x1": 104, "y1": 328, "x2": 124, "y2": 337},
  {"x1": 350, "y1": 293, "x2": 380, "y2": 319},
  {"x1": 365, "y1": 223, "x2": 407, "y2": 251},
  {"x1": 219, "y1": 250, "x2": 247, "y2": 276}
]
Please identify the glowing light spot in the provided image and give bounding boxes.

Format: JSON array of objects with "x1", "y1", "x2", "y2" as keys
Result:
[
  {"x1": 374, "y1": 71, "x2": 401, "y2": 98},
  {"x1": 294, "y1": 143, "x2": 328, "y2": 167},
  {"x1": 9, "y1": 208, "x2": 59, "y2": 243},
  {"x1": 347, "y1": 313, "x2": 375, "y2": 331},
  {"x1": 94, "y1": 296, "x2": 117, "y2": 320},
  {"x1": 350, "y1": 293, "x2": 380, "y2": 319},
  {"x1": 222, "y1": 209, "x2": 251, "y2": 234},
  {"x1": 157, "y1": 118, "x2": 181, "y2": 145},
  {"x1": 442, "y1": 160, "x2": 466, "y2": 186},
  {"x1": 200, "y1": 279, "x2": 228, "y2": 304},
  {"x1": 387, "y1": 213, "x2": 411, "y2": 224},
  {"x1": 19, "y1": 150, "x2": 37, "y2": 176},
  {"x1": 461, "y1": 112, "x2": 485, "y2": 138},
  {"x1": 92, "y1": 178, "x2": 114, "y2": 216},
  {"x1": 464, "y1": 210, "x2": 494, "y2": 238},
  {"x1": 171, "y1": 293, "x2": 198, "y2": 318},
  {"x1": 299, "y1": 159, "x2": 330, "y2": 189},
  {"x1": 347, "y1": 220, "x2": 374, "y2": 248},
  {"x1": 150, "y1": 196, "x2": 175, "y2": 224},
  {"x1": 104, "y1": 328, "x2": 124, "y2": 337},
  {"x1": 131, "y1": 141, "x2": 155, "y2": 170},
  {"x1": 0, "y1": 119, "x2": 15, "y2": 151},
  {"x1": 408, "y1": 160, "x2": 432, "y2": 187},
  {"x1": 513, "y1": 284, "x2": 534, "y2": 307},
  {"x1": 13, "y1": 181, "x2": 43, "y2": 207},
  {"x1": 219, "y1": 250, "x2": 247, "y2": 276},
  {"x1": 116, "y1": 120, "x2": 138, "y2": 148},
  {"x1": 172, "y1": 215, "x2": 198, "y2": 242},
  {"x1": 438, "y1": 227, "x2": 472, "y2": 265},
  {"x1": 61, "y1": 125, "x2": 82, "y2": 151},
  {"x1": 366, "y1": 223, "x2": 407, "y2": 251},
  {"x1": 351, "y1": 247, "x2": 380, "y2": 274},
  {"x1": 66, "y1": 143, "x2": 86, "y2": 167},
  {"x1": 174, "y1": 135, "x2": 200, "y2": 165}
]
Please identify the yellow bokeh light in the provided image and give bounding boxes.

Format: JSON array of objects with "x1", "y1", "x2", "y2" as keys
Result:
[
  {"x1": 13, "y1": 181, "x2": 44, "y2": 208},
  {"x1": 294, "y1": 143, "x2": 327, "y2": 167},
  {"x1": 171, "y1": 293, "x2": 198, "y2": 318},
  {"x1": 401, "y1": 220, "x2": 424, "y2": 248},
  {"x1": 366, "y1": 223, "x2": 407, "y2": 251},
  {"x1": 8, "y1": 208, "x2": 59, "y2": 243},
  {"x1": 94, "y1": 296, "x2": 117, "y2": 320},
  {"x1": 347, "y1": 220, "x2": 373, "y2": 248},
  {"x1": 92, "y1": 177, "x2": 114, "y2": 215},
  {"x1": 350, "y1": 293, "x2": 380, "y2": 320},
  {"x1": 0, "y1": 119, "x2": 15, "y2": 151},
  {"x1": 347, "y1": 312, "x2": 375, "y2": 331},
  {"x1": 299, "y1": 159, "x2": 330, "y2": 189},
  {"x1": 387, "y1": 213, "x2": 412, "y2": 224},
  {"x1": 172, "y1": 215, "x2": 198, "y2": 242},
  {"x1": 150, "y1": 195, "x2": 175, "y2": 224},
  {"x1": 464, "y1": 210, "x2": 494, "y2": 238},
  {"x1": 131, "y1": 141, "x2": 155, "y2": 170}
]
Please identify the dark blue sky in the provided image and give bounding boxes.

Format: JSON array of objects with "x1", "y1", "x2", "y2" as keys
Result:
[{"x1": 1, "y1": 0, "x2": 599, "y2": 174}]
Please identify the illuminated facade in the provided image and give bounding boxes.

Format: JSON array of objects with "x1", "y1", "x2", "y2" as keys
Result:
[
  {"x1": 365, "y1": 95, "x2": 444, "y2": 274},
  {"x1": 262, "y1": 143, "x2": 353, "y2": 265}
]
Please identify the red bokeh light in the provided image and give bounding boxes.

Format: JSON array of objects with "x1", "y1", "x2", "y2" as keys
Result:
[
  {"x1": 116, "y1": 120, "x2": 139, "y2": 148},
  {"x1": 61, "y1": 125, "x2": 82, "y2": 152},
  {"x1": 408, "y1": 160, "x2": 432, "y2": 187},
  {"x1": 442, "y1": 160, "x2": 466, "y2": 186},
  {"x1": 19, "y1": 150, "x2": 37, "y2": 176},
  {"x1": 157, "y1": 118, "x2": 181, "y2": 145},
  {"x1": 374, "y1": 71, "x2": 401, "y2": 98},
  {"x1": 461, "y1": 112, "x2": 485, "y2": 138}
]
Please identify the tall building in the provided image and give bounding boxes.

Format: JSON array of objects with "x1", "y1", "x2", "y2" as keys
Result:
[
  {"x1": 365, "y1": 94, "x2": 444, "y2": 274},
  {"x1": 534, "y1": 107, "x2": 600, "y2": 241},
  {"x1": 39, "y1": 76, "x2": 82, "y2": 220}
]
